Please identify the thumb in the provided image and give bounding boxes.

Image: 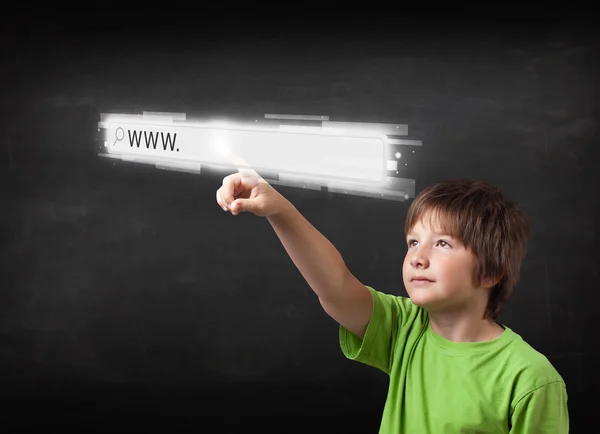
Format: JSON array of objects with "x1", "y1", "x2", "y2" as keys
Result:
[{"x1": 231, "y1": 198, "x2": 253, "y2": 214}]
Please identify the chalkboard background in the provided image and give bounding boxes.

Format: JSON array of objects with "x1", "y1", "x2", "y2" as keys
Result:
[{"x1": 1, "y1": 10, "x2": 597, "y2": 432}]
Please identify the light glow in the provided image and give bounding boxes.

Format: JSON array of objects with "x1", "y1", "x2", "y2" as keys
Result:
[{"x1": 104, "y1": 118, "x2": 386, "y2": 183}]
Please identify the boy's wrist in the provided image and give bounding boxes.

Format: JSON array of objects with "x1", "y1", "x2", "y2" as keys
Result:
[{"x1": 271, "y1": 192, "x2": 293, "y2": 218}]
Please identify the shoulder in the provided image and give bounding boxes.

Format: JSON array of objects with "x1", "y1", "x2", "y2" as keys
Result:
[
  {"x1": 506, "y1": 337, "x2": 569, "y2": 433},
  {"x1": 366, "y1": 285, "x2": 428, "y2": 328},
  {"x1": 364, "y1": 286, "x2": 430, "y2": 352},
  {"x1": 503, "y1": 328, "x2": 566, "y2": 397}
]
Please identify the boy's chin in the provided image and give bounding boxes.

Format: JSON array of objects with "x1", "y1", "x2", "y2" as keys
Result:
[
  {"x1": 409, "y1": 297, "x2": 433, "y2": 308},
  {"x1": 406, "y1": 290, "x2": 440, "y2": 308}
]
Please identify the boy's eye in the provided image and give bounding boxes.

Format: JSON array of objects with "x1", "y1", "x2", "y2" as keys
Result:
[{"x1": 407, "y1": 239, "x2": 453, "y2": 248}]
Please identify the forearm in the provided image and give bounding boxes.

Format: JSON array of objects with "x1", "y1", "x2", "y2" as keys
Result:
[{"x1": 266, "y1": 196, "x2": 349, "y2": 302}]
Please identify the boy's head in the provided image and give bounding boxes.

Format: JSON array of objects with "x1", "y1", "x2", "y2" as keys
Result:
[{"x1": 403, "y1": 179, "x2": 530, "y2": 320}]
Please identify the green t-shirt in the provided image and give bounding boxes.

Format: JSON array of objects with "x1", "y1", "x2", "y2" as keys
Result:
[{"x1": 339, "y1": 286, "x2": 569, "y2": 433}]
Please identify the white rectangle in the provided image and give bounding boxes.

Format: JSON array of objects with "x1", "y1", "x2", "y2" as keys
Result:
[
  {"x1": 143, "y1": 111, "x2": 186, "y2": 120},
  {"x1": 387, "y1": 138, "x2": 422, "y2": 146},
  {"x1": 105, "y1": 120, "x2": 386, "y2": 182},
  {"x1": 156, "y1": 161, "x2": 201, "y2": 174},
  {"x1": 323, "y1": 121, "x2": 408, "y2": 136},
  {"x1": 265, "y1": 114, "x2": 329, "y2": 121}
]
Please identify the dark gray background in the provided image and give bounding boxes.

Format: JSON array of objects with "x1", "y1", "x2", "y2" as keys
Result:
[{"x1": 1, "y1": 10, "x2": 597, "y2": 432}]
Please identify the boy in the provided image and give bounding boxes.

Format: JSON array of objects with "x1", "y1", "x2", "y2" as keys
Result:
[{"x1": 216, "y1": 170, "x2": 569, "y2": 433}]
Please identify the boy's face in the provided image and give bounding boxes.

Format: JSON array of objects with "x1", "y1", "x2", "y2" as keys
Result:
[{"x1": 402, "y1": 211, "x2": 482, "y2": 313}]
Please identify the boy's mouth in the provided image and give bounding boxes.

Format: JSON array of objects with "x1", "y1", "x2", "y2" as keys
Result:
[{"x1": 411, "y1": 276, "x2": 435, "y2": 282}]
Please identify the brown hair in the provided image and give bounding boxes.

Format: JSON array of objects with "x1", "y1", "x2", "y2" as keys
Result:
[{"x1": 405, "y1": 179, "x2": 530, "y2": 320}]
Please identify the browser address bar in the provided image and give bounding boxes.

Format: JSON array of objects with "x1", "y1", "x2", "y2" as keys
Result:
[
  {"x1": 104, "y1": 119, "x2": 386, "y2": 183},
  {"x1": 98, "y1": 112, "x2": 421, "y2": 201}
]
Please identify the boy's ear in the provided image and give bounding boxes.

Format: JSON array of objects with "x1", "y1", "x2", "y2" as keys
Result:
[
  {"x1": 481, "y1": 269, "x2": 504, "y2": 289},
  {"x1": 481, "y1": 277, "x2": 499, "y2": 289}
]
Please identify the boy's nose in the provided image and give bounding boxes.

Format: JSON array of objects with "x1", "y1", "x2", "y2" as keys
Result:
[{"x1": 411, "y1": 251, "x2": 429, "y2": 268}]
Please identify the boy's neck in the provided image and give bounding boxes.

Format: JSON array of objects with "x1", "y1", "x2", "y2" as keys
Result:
[{"x1": 428, "y1": 310, "x2": 505, "y2": 343}]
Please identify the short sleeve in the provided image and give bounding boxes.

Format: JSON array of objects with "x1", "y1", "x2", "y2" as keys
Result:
[
  {"x1": 339, "y1": 286, "x2": 425, "y2": 375},
  {"x1": 510, "y1": 381, "x2": 569, "y2": 433}
]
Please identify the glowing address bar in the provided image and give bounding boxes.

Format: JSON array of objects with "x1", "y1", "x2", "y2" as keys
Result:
[
  {"x1": 102, "y1": 116, "x2": 386, "y2": 183},
  {"x1": 98, "y1": 112, "x2": 420, "y2": 201}
]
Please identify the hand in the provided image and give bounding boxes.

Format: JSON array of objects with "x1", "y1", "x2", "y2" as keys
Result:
[{"x1": 216, "y1": 168, "x2": 284, "y2": 217}]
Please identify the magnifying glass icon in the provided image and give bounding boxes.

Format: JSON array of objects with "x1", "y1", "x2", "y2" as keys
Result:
[{"x1": 113, "y1": 127, "x2": 124, "y2": 146}]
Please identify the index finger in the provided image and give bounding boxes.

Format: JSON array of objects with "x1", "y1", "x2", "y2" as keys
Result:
[{"x1": 218, "y1": 144, "x2": 264, "y2": 186}]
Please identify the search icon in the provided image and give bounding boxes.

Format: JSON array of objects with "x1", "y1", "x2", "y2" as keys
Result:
[{"x1": 113, "y1": 127, "x2": 124, "y2": 146}]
